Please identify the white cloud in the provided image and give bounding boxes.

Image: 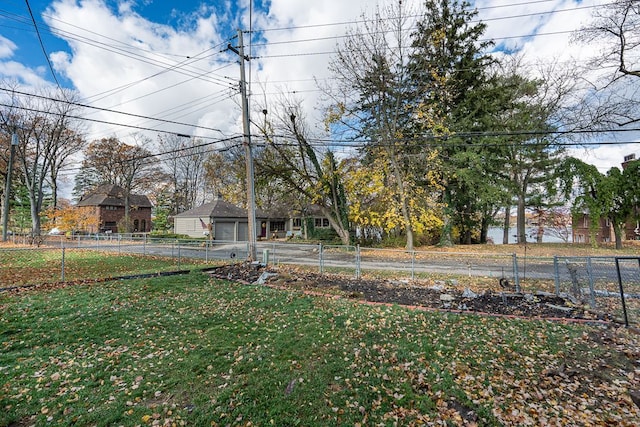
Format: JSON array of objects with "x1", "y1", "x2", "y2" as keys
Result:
[
  {"x1": 0, "y1": 0, "x2": 635, "y2": 175},
  {"x1": 569, "y1": 144, "x2": 639, "y2": 173},
  {"x1": 0, "y1": 34, "x2": 52, "y2": 87},
  {"x1": 0, "y1": 35, "x2": 17, "y2": 59}
]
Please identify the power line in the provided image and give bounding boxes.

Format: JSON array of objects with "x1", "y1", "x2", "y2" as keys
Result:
[
  {"x1": 1, "y1": 87, "x2": 227, "y2": 134},
  {"x1": 55, "y1": 135, "x2": 244, "y2": 176},
  {"x1": 23, "y1": 0, "x2": 64, "y2": 92},
  {"x1": 255, "y1": 124, "x2": 640, "y2": 146},
  {"x1": 0, "y1": 101, "x2": 241, "y2": 140},
  {"x1": 85, "y1": 90, "x2": 237, "y2": 142},
  {"x1": 2, "y1": 7, "x2": 237, "y2": 94},
  {"x1": 251, "y1": 1, "x2": 609, "y2": 35}
]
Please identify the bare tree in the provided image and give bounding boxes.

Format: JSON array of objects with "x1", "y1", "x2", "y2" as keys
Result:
[
  {"x1": 203, "y1": 147, "x2": 246, "y2": 206},
  {"x1": 158, "y1": 134, "x2": 208, "y2": 214},
  {"x1": 574, "y1": 0, "x2": 640, "y2": 127},
  {"x1": 0, "y1": 87, "x2": 86, "y2": 236},
  {"x1": 324, "y1": 2, "x2": 426, "y2": 250},
  {"x1": 255, "y1": 95, "x2": 351, "y2": 245}
]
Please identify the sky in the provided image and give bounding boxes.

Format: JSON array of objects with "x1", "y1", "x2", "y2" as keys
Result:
[{"x1": 0, "y1": 0, "x2": 637, "y2": 179}]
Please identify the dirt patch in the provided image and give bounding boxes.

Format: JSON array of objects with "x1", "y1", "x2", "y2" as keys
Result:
[{"x1": 207, "y1": 262, "x2": 616, "y2": 323}]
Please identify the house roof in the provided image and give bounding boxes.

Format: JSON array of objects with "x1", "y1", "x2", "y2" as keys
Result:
[
  {"x1": 76, "y1": 184, "x2": 152, "y2": 208},
  {"x1": 174, "y1": 199, "x2": 267, "y2": 220}
]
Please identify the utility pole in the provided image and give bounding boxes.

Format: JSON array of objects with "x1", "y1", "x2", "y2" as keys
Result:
[
  {"x1": 229, "y1": 30, "x2": 257, "y2": 261},
  {"x1": 2, "y1": 132, "x2": 18, "y2": 241}
]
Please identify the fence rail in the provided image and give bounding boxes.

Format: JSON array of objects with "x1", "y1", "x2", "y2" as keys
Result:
[{"x1": 3, "y1": 234, "x2": 639, "y2": 324}]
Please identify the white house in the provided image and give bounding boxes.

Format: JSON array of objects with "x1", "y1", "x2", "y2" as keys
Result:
[{"x1": 173, "y1": 197, "x2": 266, "y2": 240}]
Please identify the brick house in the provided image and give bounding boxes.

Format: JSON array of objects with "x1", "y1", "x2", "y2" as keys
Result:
[
  {"x1": 76, "y1": 184, "x2": 152, "y2": 233},
  {"x1": 572, "y1": 154, "x2": 640, "y2": 244},
  {"x1": 572, "y1": 213, "x2": 639, "y2": 245}
]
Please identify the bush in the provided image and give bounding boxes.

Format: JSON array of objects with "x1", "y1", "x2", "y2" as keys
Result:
[{"x1": 149, "y1": 232, "x2": 192, "y2": 239}]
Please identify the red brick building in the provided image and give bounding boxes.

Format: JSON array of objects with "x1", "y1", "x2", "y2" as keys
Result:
[
  {"x1": 572, "y1": 154, "x2": 640, "y2": 244},
  {"x1": 76, "y1": 184, "x2": 152, "y2": 233}
]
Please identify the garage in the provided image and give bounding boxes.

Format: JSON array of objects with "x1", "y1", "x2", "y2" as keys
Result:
[
  {"x1": 173, "y1": 196, "x2": 266, "y2": 240},
  {"x1": 214, "y1": 222, "x2": 236, "y2": 241},
  {"x1": 237, "y1": 222, "x2": 248, "y2": 241}
]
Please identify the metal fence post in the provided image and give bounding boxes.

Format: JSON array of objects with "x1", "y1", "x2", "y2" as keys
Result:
[
  {"x1": 512, "y1": 253, "x2": 520, "y2": 292},
  {"x1": 553, "y1": 256, "x2": 560, "y2": 295},
  {"x1": 205, "y1": 240, "x2": 209, "y2": 262},
  {"x1": 614, "y1": 258, "x2": 630, "y2": 327},
  {"x1": 61, "y1": 246, "x2": 65, "y2": 282},
  {"x1": 319, "y1": 243, "x2": 324, "y2": 274},
  {"x1": 355, "y1": 245, "x2": 361, "y2": 279},
  {"x1": 586, "y1": 257, "x2": 596, "y2": 308},
  {"x1": 271, "y1": 242, "x2": 277, "y2": 266},
  {"x1": 411, "y1": 250, "x2": 415, "y2": 280},
  {"x1": 177, "y1": 241, "x2": 181, "y2": 269}
]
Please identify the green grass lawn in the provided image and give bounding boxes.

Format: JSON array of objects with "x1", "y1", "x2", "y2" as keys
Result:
[
  {"x1": 2, "y1": 271, "x2": 640, "y2": 426},
  {"x1": 0, "y1": 248, "x2": 210, "y2": 288}
]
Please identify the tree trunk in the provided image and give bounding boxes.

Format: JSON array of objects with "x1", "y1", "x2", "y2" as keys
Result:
[
  {"x1": 29, "y1": 193, "x2": 41, "y2": 237},
  {"x1": 614, "y1": 223, "x2": 623, "y2": 250},
  {"x1": 439, "y1": 190, "x2": 453, "y2": 247},
  {"x1": 502, "y1": 206, "x2": 510, "y2": 244},
  {"x1": 480, "y1": 216, "x2": 490, "y2": 244},
  {"x1": 517, "y1": 195, "x2": 526, "y2": 244},
  {"x1": 389, "y1": 152, "x2": 414, "y2": 250},
  {"x1": 124, "y1": 192, "x2": 131, "y2": 233},
  {"x1": 322, "y1": 207, "x2": 350, "y2": 246},
  {"x1": 50, "y1": 178, "x2": 58, "y2": 208}
]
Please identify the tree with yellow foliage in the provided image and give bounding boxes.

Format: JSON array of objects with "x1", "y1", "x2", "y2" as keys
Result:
[{"x1": 44, "y1": 198, "x2": 99, "y2": 234}]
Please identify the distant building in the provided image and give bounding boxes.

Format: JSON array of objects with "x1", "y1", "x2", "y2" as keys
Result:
[
  {"x1": 75, "y1": 184, "x2": 152, "y2": 233},
  {"x1": 173, "y1": 197, "x2": 333, "y2": 240},
  {"x1": 173, "y1": 197, "x2": 261, "y2": 240},
  {"x1": 572, "y1": 154, "x2": 640, "y2": 244}
]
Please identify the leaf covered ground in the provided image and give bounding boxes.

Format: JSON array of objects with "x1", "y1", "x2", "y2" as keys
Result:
[
  {"x1": 2, "y1": 268, "x2": 640, "y2": 425},
  {"x1": 208, "y1": 263, "x2": 617, "y2": 323}
]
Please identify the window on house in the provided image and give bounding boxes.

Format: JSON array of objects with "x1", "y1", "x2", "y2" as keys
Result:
[
  {"x1": 292, "y1": 218, "x2": 302, "y2": 228},
  {"x1": 134, "y1": 219, "x2": 139, "y2": 231},
  {"x1": 583, "y1": 216, "x2": 588, "y2": 228},
  {"x1": 314, "y1": 218, "x2": 330, "y2": 228},
  {"x1": 271, "y1": 221, "x2": 285, "y2": 232}
]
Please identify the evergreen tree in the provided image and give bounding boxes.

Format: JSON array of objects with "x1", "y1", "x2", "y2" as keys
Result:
[{"x1": 408, "y1": 0, "x2": 495, "y2": 245}]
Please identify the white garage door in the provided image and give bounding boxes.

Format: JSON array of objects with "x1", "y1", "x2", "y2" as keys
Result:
[
  {"x1": 238, "y1": 222, "x2": 248, "y2": 241},
  {"x1": 214, "y1": 222, "x2": 235, "y2": 241}
]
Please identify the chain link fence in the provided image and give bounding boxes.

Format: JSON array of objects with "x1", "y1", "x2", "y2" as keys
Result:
[{"x1": 4, "y1": 234, "x2": 639, "y2": 324}]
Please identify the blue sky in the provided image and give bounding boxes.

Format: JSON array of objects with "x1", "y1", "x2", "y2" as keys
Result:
[
  {"x1": 0, "y1": 0, "x2": 634, "y2": 172},
  {"x1": 2, "y1": 0, "x2": 250, "y2": 85}
]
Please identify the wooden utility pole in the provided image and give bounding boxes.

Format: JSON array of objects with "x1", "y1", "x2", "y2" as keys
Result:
[{"x1": 230, "y1": 30, "x2": 257, "y2": 261}]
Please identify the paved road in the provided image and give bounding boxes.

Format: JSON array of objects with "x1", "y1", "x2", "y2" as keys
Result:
[{"x1": 43, "y1": 237, "x2": 640, "y2": 288}]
